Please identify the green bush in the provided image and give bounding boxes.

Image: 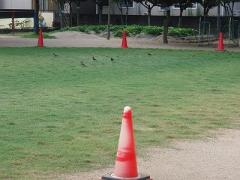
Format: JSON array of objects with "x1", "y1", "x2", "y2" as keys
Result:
[
  {"x1": 87, "y1": 25, "x2": 107, "y2": 33},
  {"x1": 113, "y1": 29, "x2": 124, "y2": 37},
  {"x1": 126, "y1": 25, "x2": 144, "y2": 36},
  {"x1": 168, "y1": 27, "x2": 197, "y2": 37},
  {"x1": 143, "y1": 26, "x2": 163, "y2": 35},
  {"x1": 60, "y1": 25, "x2": 197, "y2": 37},
  {"x1": 110, "y1": 25, "x2": 125, "y2": 32}
]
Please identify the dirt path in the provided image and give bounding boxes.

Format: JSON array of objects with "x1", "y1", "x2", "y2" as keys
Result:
[
  {"x1": 56, "y1": 129, "x2": 240, "y2": 180},
  {"x1": 0, "y1": 32, "x2": 240, "y2": 51}
]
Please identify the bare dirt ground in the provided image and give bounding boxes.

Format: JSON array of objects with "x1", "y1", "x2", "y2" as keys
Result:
[
  {"x1": 0, "y1": 31, "x2": 239, "y2": 51},
  {"x1": 52, "y1": 129, "x2": 240, "y2": 180}
]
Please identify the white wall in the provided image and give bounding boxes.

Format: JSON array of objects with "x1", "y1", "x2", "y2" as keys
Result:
[{"x1": 0, "y1": 0, "x2": 32, "y2": 10}]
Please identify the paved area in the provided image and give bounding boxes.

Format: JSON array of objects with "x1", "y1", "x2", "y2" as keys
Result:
[
  {"x1": 56, "y1": 129, "x2": 240, "y2": 180},
  {"x1": 0, "y1": 32, "x2": 239, "y2": 51}
]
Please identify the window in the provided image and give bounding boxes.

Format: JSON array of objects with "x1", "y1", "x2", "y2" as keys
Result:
[
  {"x1": 119, "y1": 0, "x2": 134, "y2": 8},
  {"x1": 39, "y1": 0, "x2": 48, "y2": 11},
  {"x1": 159, "y1": 6, "x2": 170, "y2": 12},
  {"x1": 173, "y1": 3, "x2": 197, "y2": 9}
]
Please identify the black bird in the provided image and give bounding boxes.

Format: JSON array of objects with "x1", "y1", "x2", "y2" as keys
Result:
[
  {"x1": 147, "y1": 53, "x2": 152, "y2": 56},
  {"x1": 53, "y1": 53, "x2": 58, "y2": 57},
  {"x1": 92, "y1": 56, "x2": 97, "y2": 61},
  {"x1": 81, "y1": 61, "x2": 87, "y2": 67},
  {"x1": 110, "y1": 57, "x2": 114, "y2": 62}
]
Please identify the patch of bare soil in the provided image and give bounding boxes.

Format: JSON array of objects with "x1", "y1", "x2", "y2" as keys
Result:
[
  {"x1": 56, "y1": 129, "x2": 240, "y2": 180},
  {"x1": 1, "y1": 31, "x2": 239, "y2": 50}
]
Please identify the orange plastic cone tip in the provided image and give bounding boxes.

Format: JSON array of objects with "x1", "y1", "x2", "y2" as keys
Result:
[
  {"x1": 101, "y1": 106, "x2": 151, "y2": 180},
  {"x1": 113, "y1": 106, "x2": 138, "y2": 178},
  {"x1": 38, "y1": 28, "x2": 44, "y2": 48},
  {"x1": 121, "y1": 31, "x2": 128, "y2": 48},
  {"x1": 216, "y1": 32, "x2": 224, "y2": 51}
]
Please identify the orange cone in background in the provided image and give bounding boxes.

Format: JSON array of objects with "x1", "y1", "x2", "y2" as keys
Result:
[
  {"x1": 121, "y1": 31, "x2": 128, "y2": 48},
  {"x1": 38, "y1": 28, "x2": 44, "y2": 48},
  {"x1": 216, "y1": 32, "x2": 224, "y2": 51},
  {"x1": 102, "y1": 106, "x2": 151, "y2": 180}
]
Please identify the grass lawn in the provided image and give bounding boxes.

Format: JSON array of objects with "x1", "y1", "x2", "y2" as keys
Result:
[{"x1": 0, "y1": 48, "x2": 240, "y2": 179}]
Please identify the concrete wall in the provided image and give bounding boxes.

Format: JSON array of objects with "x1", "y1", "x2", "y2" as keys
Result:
[
  {"x1": 0, "y1": 0, "x2": 32, "y2": 10},
  {"x1": 103, "y1": 3, "x2": 201, "y2": 16},
  {"x1": 102, "y1": 2, "x2": 240, "y2": 17}
]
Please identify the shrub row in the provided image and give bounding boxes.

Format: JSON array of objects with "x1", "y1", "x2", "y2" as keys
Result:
[{"x1": 61, "y1": 25, "x2": 197, "y2": 37}]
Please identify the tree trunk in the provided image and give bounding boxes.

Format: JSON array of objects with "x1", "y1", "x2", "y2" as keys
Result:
[
  {"x1": 77, "y1": 11, "x2": 80, "y2": 26},
  {"x1": 120, "y1": 9, "x2": 124, "y2": 25},
  {"x1": 229, "y1": 2, "x2": 235, "y2": 39},
  {"x1": 178, "y1": 9, "x2": 183, "y2": 27},
  {"x1": 98, "y1": 4, "x2": 103, "y2": 24},
  {"x1": 203, "y1": 7, "x2": 208, "y2": 35},
  {"x1": 163, "y1": 9, "x2": 170, "y2": 44},
  {"x1": 12, "y1": 12, "x2": 15, "y2": 32},
  {"x1": 147, "y1": 8, "x2": 151, "y2": 26},
  {"x1": 125, "y1": 8, "x2": 128, "y2": 25},
  {"x1": 69, "y1": 2, "x2": 73, "y2": 27},
  {"x1": 125, "y1": 0, "x2": 129, "y2": 25},
  {"x1": 107, "y1": 0, "x2": 111, "y2": 40},
  {"x1": 58, "y1": 2, "x2": 63, "y2": 29},
  {"x1": 77, "y1": 2, "x2": 80, "y2": 26},
  {"x1": 117, "y1": 2, "x2": 124, "y2": 25},
  {"x1": 229, "y1": 16, "x2": 232, "y2": 39},
  {"x1": 34, "y1": 0, "x2": 40, "y2": 33},
  {"x1": 217, "y1": 3, "x2": 221, "y2": 33}
]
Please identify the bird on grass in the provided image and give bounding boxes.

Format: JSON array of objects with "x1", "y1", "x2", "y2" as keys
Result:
[
  {"x1": 110, "y1": 57, "x2": 114, "y2": 62},
  {"x1": 80, "y1": 61, "x2": 87, "y2": 67},
  {"x1": 92, "y1": 56, "x2": 97, "y2": 61},
  {"x1": 147, "y1": 52, "x2": 152, "y2": 56},
  {"x1": 53, "y1": 53, "x2": 58, "y2": 57}
]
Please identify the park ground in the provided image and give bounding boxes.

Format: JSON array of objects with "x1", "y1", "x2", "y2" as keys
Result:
[
  {"x1": 0, "y1": 47, "x2": 240, "y2": 179},
  {"x1": 0, "y1": 31, "x2": 240, "y2": 51},
  {"x1": 58, "y1": 129, "x2": 240, "y2": 180}
]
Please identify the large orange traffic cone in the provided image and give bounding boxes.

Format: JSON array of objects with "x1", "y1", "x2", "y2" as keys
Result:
[
  {"x1": 102, "y1": 106, "x2": 151, "y2": 180},
  {"x1": 121, "y1": 31, "x2": 128, "y2": 48},
  {"x1": 216, "y1": 32, "x2": 224, "y2": 51},
  {"x1": 38, "y1": 28, "x2": 44, "y2": 48}
]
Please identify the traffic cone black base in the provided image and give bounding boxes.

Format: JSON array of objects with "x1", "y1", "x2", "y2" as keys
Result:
[{"x1": 102, "y1": 173, "x2": 151, "y2": 180}]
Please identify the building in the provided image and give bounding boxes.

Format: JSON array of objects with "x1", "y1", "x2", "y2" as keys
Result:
[
  {"x1": 102, "y1": 2, "x2": 240, "y2": 17},
  {"x1": 0, "y1": 0, "x2": 56, "y2": 29}
]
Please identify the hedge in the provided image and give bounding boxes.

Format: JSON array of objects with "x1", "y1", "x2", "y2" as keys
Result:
[{"x1": 60, "y1": 25, "x2": 198, "y2": 37}]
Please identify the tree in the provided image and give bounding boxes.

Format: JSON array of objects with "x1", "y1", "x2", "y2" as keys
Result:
[
  {"x1": 96, "y1": 0, "x2": 103, "y2": 24},
  {"x1": 157, "y1": 0, "x2": 178, "y2": 44},
  {"x1": 114, "y1": 0, "x2": 132, "y2": 25},
  {"x1": 220, "y1": 0, "x2": 238, "y2": 16},
  {"x1": 71, "y1": 0, "x2": 81, "y2": 26},
  {"x1": 197, "y1": 0, "x2": 217, "y2": 35},
  {"x1": 55, "y1": 0, "x2": 86, "y2": 27},
  {"x1": 175, "y1": 0, "x2": 194, "y2": 27},
  {"x1": 96, "y1": 0, "x2": 108, "y2": 24},
  {"x1": 34, "y1": 0, "x2": 40, "y2": 33},
  {"x1": 198, "y1": 0, "x2": 217, "y2": 17},
  {"x1": 134, "y1": 0, "x2": 158, "y2": 26},
  {"x1": 220, "y1": 0, "x2": 240, "y2": 39},
  {"x1": 54, "y1": 0, "x2": 67, "y2": 28}
]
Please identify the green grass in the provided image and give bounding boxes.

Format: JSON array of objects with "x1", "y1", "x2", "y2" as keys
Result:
[{"x1": 0, "y1": 48, "x2": 240, "y2": 179}]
